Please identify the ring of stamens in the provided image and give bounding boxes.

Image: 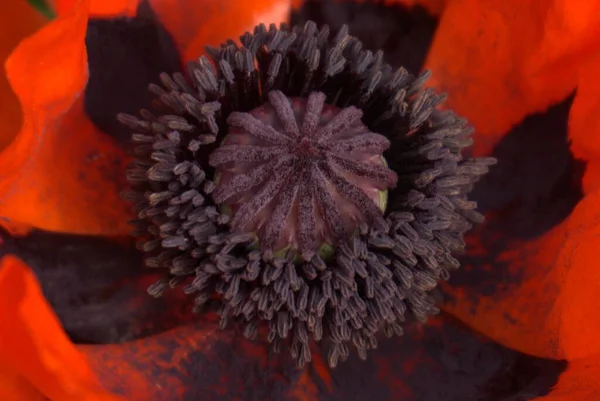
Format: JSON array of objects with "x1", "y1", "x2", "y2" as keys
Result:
[{"x1": 120, "y1": 20, "x2": 496, "y2": 369}]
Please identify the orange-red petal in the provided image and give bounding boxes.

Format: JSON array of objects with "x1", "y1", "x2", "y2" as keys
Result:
[
  {"x1": 569, "y1": 54, "x2": 600, "y2": 194},
  {"x1": 426, "y1": 0, "x2": 600, "y2": 361},
  {"x1": 149, "y1": 0, "x2": 292, "y2": 62},
  {"x1": 0, "y1": 255, "x2": 124, "y2": 400},
  {"x1": 0, "y1": 1, "x2": 47, "y2": 154},
  {"x1": 525, "y1": 0, "x2": 600, "y2": 93},
  {"x1": 423, "y1": 0, "x2": 581, "y2": 157},
  {"x1": 529, "y1": 0, "x2": 600, "y2": 193},
  {"x1": 84, "y1": 323, "x2": 219, "y2": 400},
  {"x1": 441, "y1": 187, "x2": 600, "y2": 360},
  {"x1": 83, "y1": 318, "x2": 332, "y2": 400},
  {"x1": 52, "y1": 0, "x2": 140, "y2": 17},
  {"x1": 83, "y1": 312, "x2": 564, "y2": 400},
  {"x1": 0, "y1": 0, "x2": 132, "y2": 236}
]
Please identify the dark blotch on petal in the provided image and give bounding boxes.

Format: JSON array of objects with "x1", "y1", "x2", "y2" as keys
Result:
[
  {"x1": 472, "y1": 94, "x2": 584, "y2": 239},
  {"x1": 89, "y1": 314, "x2": 565, "y2": 400},
  {"x1": 0, "y1": 229, "x2": 194, "y2": 344},
  {"x1": 85, "y1": 0, "x2": 182, "y2": 143},
  {"x1": 291, "y1": 1, "x2": 439, "y2": 74},
  {"x1": 449, "y1": 94, "x2": 584, "y2": 296},
  {"x1": 328, "y1": 314, "x2": 566, "y2": 401},
  {"x1": 177, "y1": 338, "x2": 303, "y2": 401}
]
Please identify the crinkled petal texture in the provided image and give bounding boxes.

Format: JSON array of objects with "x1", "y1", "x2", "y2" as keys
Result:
[
  {"x1": 0, "y1": 0, "x2": 131, "y2": 236},
  {"x1": 0, "y1": 0, "x2": 46, "y2": 153},
  {"x1": 82, "y1": 312, "x2": 565, "y2": 401},
  {"x1": 82, "y1": 322, "x2": 333, "y2": 401},
  {"x1": 441, "y1": 191, "x2": 600, "y2": 360},
  {"x1": 423, "y1": 0, "x2": 600, "y2": 363},
  {"x1": 425, "y1": 0, "x2": 600, "y2": 157},
  {"x1": 0, "y1": 255, "x2": 124, "y2": 400},
  {"x1": 570, "y1": 53, "x2": 600, "y2": 194}
]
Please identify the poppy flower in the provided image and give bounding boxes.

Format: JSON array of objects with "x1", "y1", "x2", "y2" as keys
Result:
[{"x1": 1, "y1": 0, "x2": 599, "y2": 400}]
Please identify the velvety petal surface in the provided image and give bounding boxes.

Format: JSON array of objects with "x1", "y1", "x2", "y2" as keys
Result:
[
  {"x1": 53, "y1": 0, "x2": 140, "y2": 17},
  {"x1": 84, "y1": 314, "x2": 564, "y2": 401},
  {"x1": 0, "y1": 0, "x2": 132, "y2": 236},
  {"x1": 0, "y1": 255, "x2": 124, "y2": 400},
  {"x1": 0, "y1": 0, "x2": 46, "y2": 153},
  {"x1": 423, "y1": 0, "x2": 589, "y2": 157},
  {"x1": 419, "y1": 0, "x2": 600, "y2": 361}
]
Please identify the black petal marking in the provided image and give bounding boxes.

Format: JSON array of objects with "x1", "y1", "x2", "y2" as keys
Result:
[{"x1": 85, "y1": 1, "x2": 181, "y2": 143}]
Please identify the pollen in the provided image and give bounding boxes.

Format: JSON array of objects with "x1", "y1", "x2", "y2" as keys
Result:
[{"x1": 209, "y1": 90, "x2": 397, "y2": 260}]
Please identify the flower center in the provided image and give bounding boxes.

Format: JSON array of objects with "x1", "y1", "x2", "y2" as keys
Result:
[
  {"x1": 295, "y1": 136, "x2": 320, "y2": 158},
  {"x1": 209, "y1": 91, "x2": 397, "y2": 260},
  {"x1": 120, "y1": 20, "x2": 496, "y2": 369}
]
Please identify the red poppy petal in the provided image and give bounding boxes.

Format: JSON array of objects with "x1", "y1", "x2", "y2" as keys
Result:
[
  {"x1": 0, "y1": 1, "x2": 47, "y2": 155},
  {"x1": 84, "y1": 313, "x2": 563, "y2": 400},
  {"x1": 551, "y1": 194, "x2": 600, "y2": 360},
  {"x1": 525, "y1": 0, "x2": 600, "y2": 90},
  {"x1": 148, "y1": 0, "x2": 292, "y2": 62},
  {"x1": 0, "y1": 255, "x2": 125, "y2": 400},
  {"x1": 427, "y1": 0, "x2": 600, "y2": 360},
  {"x1": 528, "y1": 0, "x2": 600, "y2": 194},
  {"x1": 83, "y1": 319, "x2": 333, "y2": 400},
  {"x1": 569, "y1": 54, "x2": 600, "y2": 194},
  {"x1": 533, "y1": 354, "x2": 600, "y2": 400},
  {"x1": 442, "y1": 188, "x2": 600, "y2": 360},
  {"x1": 0, "y1": 0, "x2": 132, "y2": 236},
  {"x1": 53, "y1": 0, "x2": 140, "y2": 17},
  {"x1": 423, "y1": 0, "x2": 580, "y2": 157},
  {"x1": 0, "y1": 365, "x2": 46, "y2": 401},
  {"x1": 0, "y1": 368, "x2": 49, "y2": 401}
]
